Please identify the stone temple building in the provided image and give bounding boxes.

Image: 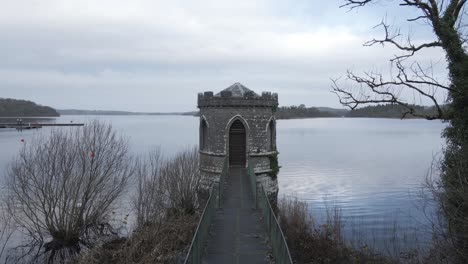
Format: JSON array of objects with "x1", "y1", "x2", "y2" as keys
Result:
[{"x1": 198, "y1": 82, "x2": 279, "y2": 201}]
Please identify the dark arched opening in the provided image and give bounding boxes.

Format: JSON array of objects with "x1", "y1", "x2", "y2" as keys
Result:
[
  {"x1": 200, "y1": 119, "x2": 208, "y2": 150},
  {"x1": 229, "y1": 120, "x2": 246, "y2": 167},
  {"x1": 268, "y1": 119, "x2": 275, "y2": 151}
]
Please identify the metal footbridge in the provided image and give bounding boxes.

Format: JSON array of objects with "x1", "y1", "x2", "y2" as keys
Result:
[{"x1": 184, "y1": 160, "x2": 293, "y2": 264}]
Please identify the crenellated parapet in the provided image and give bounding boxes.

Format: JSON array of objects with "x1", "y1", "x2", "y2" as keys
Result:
[
  {"x1": 198, "y1": 91, "x2": 278, "y2": 108},
  {"x1": 198, "y1": 82, "x2": 279, "y2": 203}
]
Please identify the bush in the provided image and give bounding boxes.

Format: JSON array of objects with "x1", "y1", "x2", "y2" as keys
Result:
[
  {"x1": 76, "y1": 213, "x2": 199, "y2": 264},
  {"x1": 0, "y1": 209, "x2": 14, "y2": 262},
  {"x1": 423, "y1": 155, "x2": 468, "y2": 263},
  {"x1": 278, "y1": 197, "x2": 392, "y2": 264},
  {"x1": 5, "y1": 121, "x2": 133, "y2": 263},
  {"x1": 77, "y1": 147, "x2": 203, "y2": 263},
  {"x1": 160, "y1": 147, "x2": 201, "y2": 215},
  {"x1": 133, "y1": 148, "x2": 165, "y2": 227}
]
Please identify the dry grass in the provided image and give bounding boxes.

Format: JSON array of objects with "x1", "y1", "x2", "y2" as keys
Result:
[
  {"x1": 5, "y1": 121, "x2": 133, "y2": 263},
  {"x1": 75, "y1": 212, "x2": 199, "y2": 264},
  {"x1": 75, "y1": 147, "x2": 203, "y2": 264},
  {"x1": 278, "y1": 197, "x2": 394, "y2": 264},
  {"x1": 0, "y1": 209, "x2": 14, "y2": 261}
]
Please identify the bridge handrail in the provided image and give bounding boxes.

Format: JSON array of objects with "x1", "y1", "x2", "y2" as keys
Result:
[
  {"x1": 184, "y1": 159, "x2": 227, "y2": 264},
  {"x1": 218, "y1": 159, "x2": 228, "y2": 207},
  {"x1": 247, "y1": 159, "x2": 257, "y2": 209},
  {"x1": 184, "y1": 184, "x2": 218, "y2": 264},
  {"x1": 248, "y1": 160, "x2": 293, "y2": 264}
]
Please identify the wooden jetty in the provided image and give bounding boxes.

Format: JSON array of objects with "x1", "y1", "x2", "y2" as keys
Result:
[{"x1": 0, "y1": 123, "x2": 84, "y2": 129}]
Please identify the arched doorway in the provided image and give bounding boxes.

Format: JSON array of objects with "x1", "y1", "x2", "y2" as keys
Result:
[
  {"x1": 200, "y1": 119, "x2": 208, "y2": 151},
  {"x1": 229, "y1": 120, "x2": 246, "y2": 167},
  {"x1": 267, "y1": 119, "x2": 275, "y2": 151}
]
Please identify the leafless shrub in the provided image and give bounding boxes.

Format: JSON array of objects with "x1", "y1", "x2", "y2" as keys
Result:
[
  {"x1": 133, "y1": 147, "x2": 165, "y2": 227},
  {"x1": 279, "y1": 197, "x2": 392, "y2": 264},
  {"x1": 160, "y1": 147, "x2": 201, "y2": 215},
  {"x1": 0, "y1": 209, "x2": 14, "y2": 262},
  {"x1": 5, "y1": 120, "x2": 133, "y2": 263},
  {"x1": 76, "y1": 147, "x2": 203, "y2": 264},
  {"x1": 420, "y1": 155, "x2": 468, "y2": 263},
  {"x1": 75, "y1": 213, "x2": 199, "y2": 264}
]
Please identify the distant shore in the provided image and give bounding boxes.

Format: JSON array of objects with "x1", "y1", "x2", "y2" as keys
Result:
[{"x1": 57, "y1": 109, "x2": 198, "y2": 116}]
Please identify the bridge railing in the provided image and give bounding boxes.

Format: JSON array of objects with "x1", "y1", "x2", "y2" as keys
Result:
[
  {"x1": 247, "y1": 160, "x2": 293, "y2": 264},
  {"x1": 218, "y1": 159, "x2": 228, "y2": 207},
  {"x1": 247, "y1": 159, "x2": 257, "y2": 209},
  {"x1": 184, "y1": 159, "x2": 227, "y2": 264},
  {"x1": 184, "y1": 184, "x2": 218, "y2": 264}
]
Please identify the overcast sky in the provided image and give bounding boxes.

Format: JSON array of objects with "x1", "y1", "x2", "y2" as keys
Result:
[{"x1": 0, "y1": 0, "x2": 449, "y2": 112}]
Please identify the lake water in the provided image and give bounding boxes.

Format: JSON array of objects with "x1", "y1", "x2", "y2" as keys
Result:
[{"x1": 0, "y1": 116, "x2": 446, "y2": 255}]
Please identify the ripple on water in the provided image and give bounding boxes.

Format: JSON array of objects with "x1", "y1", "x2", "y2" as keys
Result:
[{"x1": 0, "y1": 117, "x2": 445, "y2": 256}]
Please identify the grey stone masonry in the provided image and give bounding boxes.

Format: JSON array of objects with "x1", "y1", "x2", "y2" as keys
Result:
[{"x1": 198, "y1": 83, "x2": 279, "y2": 201}]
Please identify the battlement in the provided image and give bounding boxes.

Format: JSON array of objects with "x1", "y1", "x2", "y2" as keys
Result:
[{"x1": 198, "y1": 91, "x2": 278, "y2": 108}]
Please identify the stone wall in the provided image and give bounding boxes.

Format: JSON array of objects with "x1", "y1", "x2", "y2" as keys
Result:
[{"x1": 198, "y1": 92, "x2": 279, "y2": 202}]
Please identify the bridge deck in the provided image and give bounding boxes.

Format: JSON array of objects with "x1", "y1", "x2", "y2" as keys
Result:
[{"x1": 202, "y1": 167, "x2": 270, "y2": 264}]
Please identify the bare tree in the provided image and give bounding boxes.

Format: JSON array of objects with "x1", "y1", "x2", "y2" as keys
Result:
[
  {"x1": 160, "y1": 147, "x2": 201, "y2": 215},
  {"x1": 75, "y1": 147, "x2": 202, "y2": 264},
  {"x1": 133, "y1": 147, "x2": 165, "y2": 227},
  {"x1": 332, "y1": 0, "x2": 468, "y2": 261},
  {"x1": 0, "y1": 209, "x2": 14, "y2": 262},
  {"x1": 5, "y1": 120, "x2": 133, "y2": 263},
  {"x1": 332, "y1": 0, "x2": 467, "y2": 119},
  {"x1": 422, "y1": 156, "x2": 468, "y2": 262}
]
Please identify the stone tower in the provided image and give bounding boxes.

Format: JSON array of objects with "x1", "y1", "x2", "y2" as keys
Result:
[{"x1": 198, "y1": 82, "x2": 279, "y2": 201}]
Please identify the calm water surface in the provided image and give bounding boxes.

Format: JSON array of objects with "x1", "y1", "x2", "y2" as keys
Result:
[{"x1": 0, "y1": 116, "x2": 445, "y2": 253}]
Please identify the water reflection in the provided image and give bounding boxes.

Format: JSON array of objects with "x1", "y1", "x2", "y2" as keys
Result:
[
  {"x1": 0, "y1": 116, "x2": 445, "y2": 256},
  {"x1": 277, "y1": 118, "x2": 445, "y2": 250}
]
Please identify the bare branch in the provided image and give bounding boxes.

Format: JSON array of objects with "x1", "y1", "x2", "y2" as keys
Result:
[
  {"x1": 331, "y1": 58, "x2": 452, "y2": 119},
  {"x1": 400, "y1": 0, "x2": 436, "y2": 19},
  {"x1": 159, "y1": 147, "x2": 201, "y2": 215},
  {"x1": 407, "y1": 15, "x2": 429, "y2": 21},
  {"x1": 6, "y1": 120, "x2": 134, "y2": 263},
  {"x1": 365, "y1": 21, "x2": 442, "y2": 61},
  {"x1": 133, "y1": 147, "x2": 165, "y2": 227},
  {"x1": 444, "y1": 0, "x2": 467, "y2": 25},
  {"x1": 0, "y1": 210, "x2": 15, "y2": 261},
  {"x1": 340, "y1": 0, "x2": 374, "y2": 10}
]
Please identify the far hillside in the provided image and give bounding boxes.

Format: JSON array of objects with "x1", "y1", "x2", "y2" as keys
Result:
[
  {"x1": 276, "y1": 105, "x2": 344, "y2": 119},
  {"x1": 0, "y1": 98, "x2": 59, "y2": 117},
  {"x1": 347, "y1": 104, "x2": 439, "y2": 118},
  {"x1": 58, "y1": 109, "x2": 198, "y2": 116},
  {"x1": 276, "y1": 104, "x2": 440, "y2": 119}
]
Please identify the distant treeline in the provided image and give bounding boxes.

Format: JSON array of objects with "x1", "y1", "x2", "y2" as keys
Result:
[
  {"x1": 346, "y1": 104, "x2": 439, "y2": 118},
  {"x1": 58, "y1": 109, "x2": 199, "y2": 116},
  {"x1": 0, "y1": 98, "x2": 59, "y2": 117},
  {"x1": 276, "y1": 105, "x2": 343, "y2": 119},
  {"x1": 3, "y1": 99, "x2": 438, "y2": 120},
  {"x1": 275, "y1": 104, "x2": 439, "y2": 119}
]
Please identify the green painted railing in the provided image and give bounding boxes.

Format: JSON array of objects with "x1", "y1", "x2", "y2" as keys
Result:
[
  {"x1": 184, "y1": 159, "x2": 228, "y2": 264},
  {"x1": 184, "y1": 185, "x2": 218, "y2": 264},
  {"x1": 247, "y1": 159, "x2": 257, "y2": 209},
  {"x1": 248, "y1": 160, "x2": 293, "y2": 264},
  {"x1": 186, "y1": 159, "x2": 292, "y2": 263},
  {"x1": 218, "y1": 159, "x2": 228, "y2": 208}
]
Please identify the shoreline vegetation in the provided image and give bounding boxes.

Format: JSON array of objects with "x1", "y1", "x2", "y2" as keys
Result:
[
  {"x1": 57, "y1": 104, "x2": 441, "y2": 120},
  {"x1": 0, "y1": 98, "x2": 59, "y2": 117},
  {"x1": 0, "y1": 97, "x2": 441, "y2": 120},
  {"x1": 0, "y1": 120, "x2": 453, "y2": 263},
  {"x1": 0, "y1": 121, "x2": 205, "y2": 263},
  {"x1": 57, "y1": 109, "x2": 199, "y2": 116}
]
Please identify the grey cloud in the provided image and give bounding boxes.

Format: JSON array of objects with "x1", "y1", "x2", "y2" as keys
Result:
[{"x1": 0, "y1": 0, "x2": 449, "y2": 111}]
